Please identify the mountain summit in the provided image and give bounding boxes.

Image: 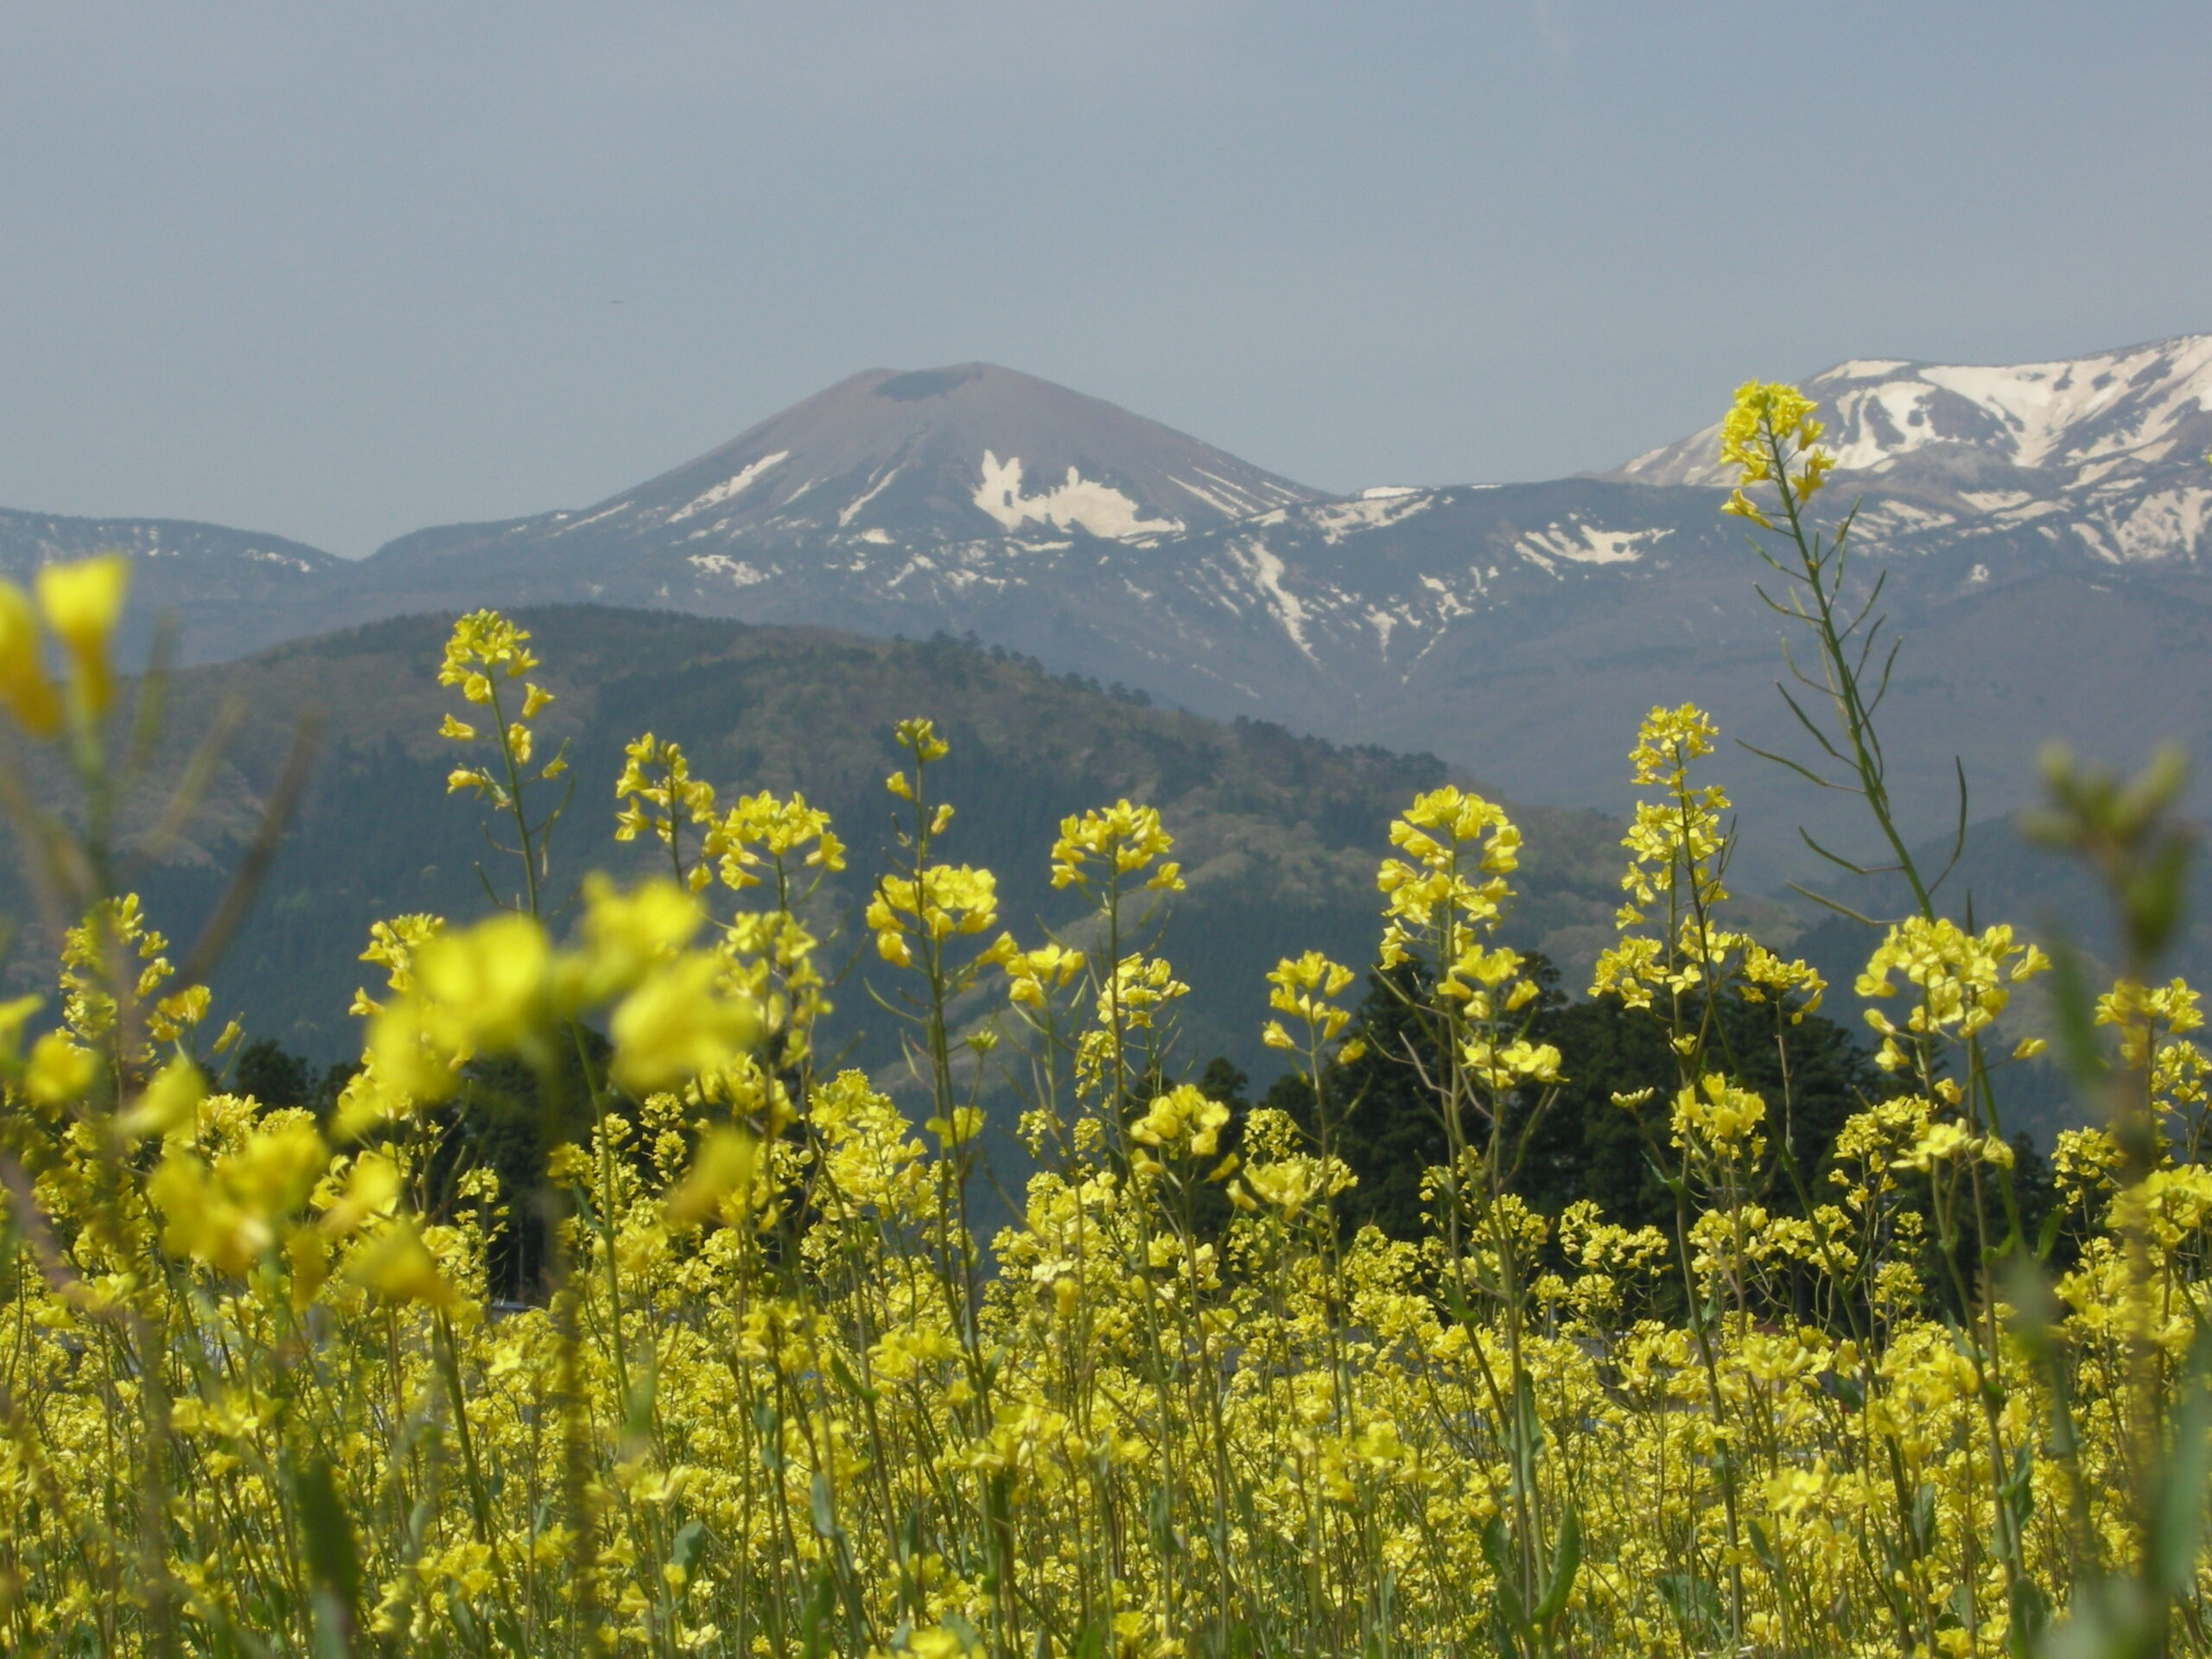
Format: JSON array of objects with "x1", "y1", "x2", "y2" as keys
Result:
[
  {"x1": 613, "y1": 362, "x2": 1321, "y2": 545},
  {"x1": 368, "y1": 361, "x2": 1321, "y2": 588}
]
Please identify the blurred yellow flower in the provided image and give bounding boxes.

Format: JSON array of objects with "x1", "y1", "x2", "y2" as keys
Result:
[{"x1": 35, "y1": 554, "x2": 128, "y2": 716}]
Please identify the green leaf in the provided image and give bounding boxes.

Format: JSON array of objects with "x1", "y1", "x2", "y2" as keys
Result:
[
  {"x1": 1746, "y1": 1516, "x2": 1779, "y2": 1576},
  {"x1": 2006, "y1": 1574, "x2": 2051, "y2": 1645},
  {"x1": 2044, "y1": 938, "x2": 2107, "y2": 1097},
  {"x1": 754, "y1": 1402, "x2": 784, "y2": 1471},
  {"x1": 623, "y1": 1346, "x2": 658, "y2": 1444},
  {"x1": 671, "y1": 1518, "x2": 706, "y2": 1575},
  {"x1": 2150, "y1": 1325, "x2": 2212, "y2": 1596},
  {"x1": 290, "y1": 1452, "x2": 360, "y2": 1659},
  {"x1": 799, "y1": 1563, "x2": 835, "y2": 1659},
  {"x1": 828, "y1": 1351, "x2": 880, "y2": 1405},
  {"x1": 2000, "y1": 1444, "x2": 2037, "y2": 1542},
  {"x1": 1910, "y1": 1483, "x2": 1939, "y2": 1555},
  {"x1": 1479, "y1": 1514, "x2": 1530, "y2": 1637},
  {"x1": 1532, "y1": 1506, "x2": 1581, "y2": 1624}
]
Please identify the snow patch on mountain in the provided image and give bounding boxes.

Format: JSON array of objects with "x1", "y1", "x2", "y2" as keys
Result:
[
  {"x1": 1918, "y1": 344, "x2": 2212, "y2": 468},
  {"x1": 1224, "y1": 536, "x2": 1315, "y2": 658},
  {"x1": 1514, "y1": 523, "x2": 1665, "y2": 567},
  {"x1": 245, "y1": 548, "x2": 319, "y2": 572},
  {"x1": 1173, "y1": 468, "x2": 1299, "y2": 519},
  {"x1": 689, "y1": 553, "x2": 772, "y2": 587},
  {"x1": 671, "y1": 453, "x2": 789, "y2": 522},
  {"x1": 837, "y1": 466, "x2": 902, "y2": 527},
  {"x1": 972, "y1": 451, "x2": 1185, "y2": 540},
  {"x1": 1308, "y1": 492, "x2": 1436, "y2": 543},
  {"x1": 1855, "y1": 501, "x2": 1957, "y2": 536},
  {"x1": 1415, "y1": 574, "x2": 1472, "y2": 621},
  {"x1": 559, "y1": 499, "x2": 632, "y2": 534},
  {"x1": 2101, "y1": 486, "x2": 2212, "y2": 562},
  {"x1": 1171, "y1": 475, "x2": 1249, "y2": 518}
]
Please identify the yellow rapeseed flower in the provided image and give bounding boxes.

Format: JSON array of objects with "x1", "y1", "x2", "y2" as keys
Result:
[
  {"x1": 0, "y1": 579, "x2": 61, "y2": 736},
  {"x1": 1050, "y1": 798, "x2": 1184, "y2": 893},
  {"x1": 1717, "y1": 380, "x2": 1834, "y2": 523},
  {"x1": 35, "y1": 554, "x2": 128, "y2": 718}
]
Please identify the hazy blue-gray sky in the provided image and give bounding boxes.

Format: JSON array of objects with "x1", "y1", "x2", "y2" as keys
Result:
[{"x1": 3, "y1": 2, "x2": 2207, "y2": 556}]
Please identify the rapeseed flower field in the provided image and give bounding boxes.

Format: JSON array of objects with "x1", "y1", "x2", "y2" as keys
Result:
[{"x1": 0, "y1": 387, "x2": 2207, "y2": 1657}]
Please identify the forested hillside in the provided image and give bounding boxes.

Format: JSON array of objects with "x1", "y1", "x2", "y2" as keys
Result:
[{"x1": 0, "y1": 605, "x2": 1630, "y2": 1079}]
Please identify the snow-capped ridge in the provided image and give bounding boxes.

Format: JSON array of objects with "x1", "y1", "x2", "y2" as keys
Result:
[
  {"x1": 1609, "y1": 332, "x2": 2212, "y2": 566},
  {"x1": 1618, "y1": 332, "x2": 2212, "y2": 490}
]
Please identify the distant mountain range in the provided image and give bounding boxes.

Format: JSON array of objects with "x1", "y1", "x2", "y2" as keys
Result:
[
  {"x1": 0, "y1": 505, "x2": 343, "y2": 663},
  {"x1": 9, "y1": 336, "x2": 2210, "y2": 870}
]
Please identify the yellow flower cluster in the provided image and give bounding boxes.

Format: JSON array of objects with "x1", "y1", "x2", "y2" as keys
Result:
[
  {"x1": 3, "y1": 575, "x2": 2209, "y2": 1659},
  {"x1": 1671, "y1": 1071, "x2": 1766, "y2": 1150},
  {"x1": 1718, "y1": 378, "x2": 1837, "y2": 525},
  {"x1": 1376, "y1": 785, "x2": 1521, "y2": 994},
  {"x1": 1460, "y1": 1033, "x2": 1563, "y2": 1092},
  {"x1": 0, "y1": 552, "x2": 127, "y2": 733},
  {"x1": 1261, "y1": 950, "x2": 1357, "y2": 1052},
  {"x1": 1049, "y1": 798, "x2": 1185, "y2": 893},
  {"x1": 1096, "y1": 951, "x2": 1187, "y2": 1032},
  {"x1": 709, "y1": 787, "x2": 845, "y2": 891},
  {"x1": 351, "y1": 874, "x2": 759, "y2": 1118},
  {"x1": 613, "y1": 733, "x2": 716, "y2": 869},
  {"x1": 1130, "y1": 1083, "x2": 1230, "y2": 1160},
  {"x1": 1857, "y1": 915, "x2": 2049, "y2": 1070},
  {"x1": 439, "y1": 610, "x2": 565, "y2": 802},
  {"x1": 992, "y1": 938, "x2": 1084, "y2": 1011},
  {"x1": 2096, "y1": 974, "x2": 2202, "y2": 1066},
  {"x1": 1592, "y1": 705, "x2": 1821, "y2": 1029},
  {"x1": 866, "y1": 865, "x2": 1000, "y2": 967}
]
